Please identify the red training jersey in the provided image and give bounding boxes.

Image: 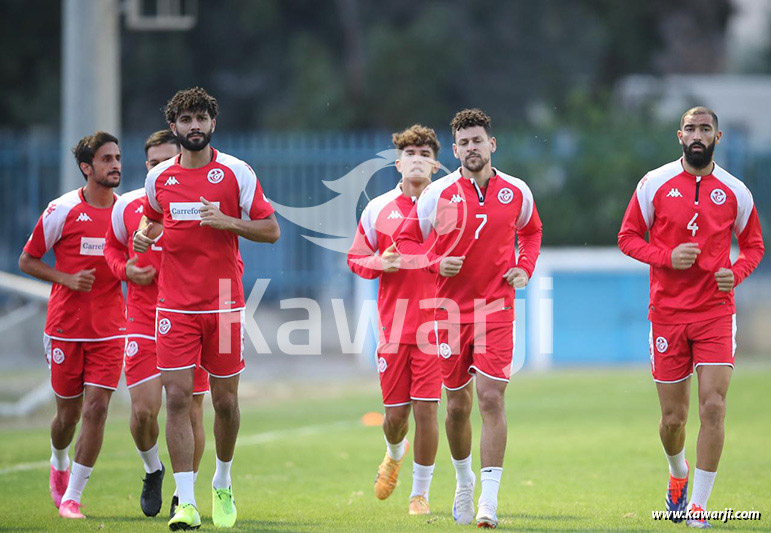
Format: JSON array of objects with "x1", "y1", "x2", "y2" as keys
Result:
[
  {"x1": 104, "y1": 188, "x2": 161, "y2": 337},
  {"x1": 348, "y1": 183, "x2": 436, "y2": 344},
  {"x1": 143, "y1": 149, "x2": 274, "y2": 313},
  {"x1": 396, "y1": 168, "x2": 543, "y2": 324},
  {"x1": 618, "y1": 158, "x2": 765, "y2": 324},
  {"x1": 23, "y1": 188, "x2": 126, "y2": 340}
]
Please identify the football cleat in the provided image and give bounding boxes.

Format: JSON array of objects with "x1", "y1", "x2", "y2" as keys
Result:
[
  {"x1": 665, "y1": 461, "x2": 689, "y2": 522},
  {"x1": 686, "y1": 504, "x2": 712, "y2": 529},
  {"x1": 49, "y1": 465, "x2": 70, "y2": 509},
  {"x1": 374, "y1": 440, "x2": 409, "y2": 500},
  {"x1": 168, "y1": 502, "x2": 201, "y2": 531},
  {"x1": 452, "y1": 480, "x2": 475, "y2": 525},
  {"x1": 408, "y1": 495, "x2": 430, "y2": 515},
  {"x1": 141, "y1": 463, "x2": 165, "y2": 517},
  {"x1": 58, "y1": 499, "x2": 85, "y2": 519},
  {"x1": 212, "y1": 486, "x2": 238, "y2": 528},
  {"x1": 476, "y1": 503, "x2": 498, "y2": 529}
]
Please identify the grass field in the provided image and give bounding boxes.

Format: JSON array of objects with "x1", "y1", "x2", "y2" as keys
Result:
[{"x1": 0, "y1": 367, "x2": 769, "y2": 532}]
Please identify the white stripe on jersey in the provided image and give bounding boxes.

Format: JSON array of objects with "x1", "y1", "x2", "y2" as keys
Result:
[
  {"x1": 216, "y1": 151, "x2": 266, "y2": 221},
  {"x1": 41, "y1": 190, "x2": 82, "y2": 253},
  {"x1": 415, "y1": 170, "x2": 463, "y2": 240},
  {"x1": 497, "y1": 170, "x2": 536, "y2": 229},
  {"x1": 110, "y1": 188, "x2": 145, "y2": 246},
  {"x1": 635, "y1": 160, "x2": 683, "y2": 229},
  {"x1": 359, "y1": 184, "x2": 403, "y2": 251},
  {"x1": 712, "y1": 164, "x2": 755, "y2": 235},
  {"x1": 144, "y1": 156, "x2": 176, "y2": 215}
]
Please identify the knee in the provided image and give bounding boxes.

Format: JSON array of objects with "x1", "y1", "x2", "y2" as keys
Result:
[
  {"x1": 699, "y1": 395, "x2": 726, "y2": 426},
  {"x1": 661, "y1": 408, "x2": 688, "y2": 431},
  {"x1": 446, "y1": 398, "x2": 472, "y2": 422},
  {"x1": 165, "y1": 387, "x2": 192, "y2": 414},
  {"x1": 132, "y1": 403, "x2": 158, "y2": 427},
  {"x1": 476, "y1": 388, "x2": 504, "y2": 416},
  {"x1": 384, "y1": 409, "x2": 410, "y2": 430},
  {"x1": 412, "y1": 402, "x2": 437, "y2": 425},
  {"x1": 211, "y1": 393, "x2": 239, "y2": 420},
  {"x1": 81, "y1": 398, "x2": 109, "y2": 426},
  {"x1": 57, "y1": 405, "x2": 82, "y2": 427}
]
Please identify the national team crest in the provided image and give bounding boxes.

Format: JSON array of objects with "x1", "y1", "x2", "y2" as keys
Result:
[
  {"x1": 207, "y1": 168, "x2": 225, "y2": 184},
  {"x1": 158, "y1": 318, "x2": 172, "y2": 335},
  {"x1": 497, "y1": 187, "x2": 514, "y2": 205},
  {"x1": 126, "y1": 340, "x2": 139, "y2": 357},
  {"x1": 439, "y1": 342, "x2": 453, "y2": 359},
  {"x1": 52, "y1": 348, "x2": 65, "y2": 364},
  {"x1": 710, "y1": 188, "x2": 726, "y2": 205},
  {"x1": 377, "y1": 357, "x2": 387, "y2": 373},
  {"x1": 655, "y1": 336, "x2": 668, "y2": 353}
]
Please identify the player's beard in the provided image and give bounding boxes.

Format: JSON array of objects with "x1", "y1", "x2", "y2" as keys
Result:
[
  {"x1": 683, "y1": 139, "x2": 715, "y2": 170},
  {"x1": 464, "y1": 152, "x2": 489, "y2": 172},
  {"x1": 179, "y1": 130, "x2": 212, "y2": 152},
  {"x1": 95, "y1": 171, "x2": 121, "y2": 188}
]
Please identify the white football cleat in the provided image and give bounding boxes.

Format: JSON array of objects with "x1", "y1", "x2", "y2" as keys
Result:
[{"x1": 452, "y1": 480, "x2": 475, "y2": 525}]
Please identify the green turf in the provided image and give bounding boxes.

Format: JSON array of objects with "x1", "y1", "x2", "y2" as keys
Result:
[{"x1": 0, "y1": 367, "x2": 769, "y2": 531}]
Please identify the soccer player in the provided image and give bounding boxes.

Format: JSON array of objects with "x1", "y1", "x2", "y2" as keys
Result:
[
  {"x1": 618, "y1": 107, "x2": 764, "y2": 528},
  {"x1": 348, "y1": 125, "x2": 442, "y2": 515},
  {"x1": 396, "y1": 109, "x2": 542, "y2": 528},
  {"x1": 133, "y1": 87, "x2": 279, "y2": 530},
  {"x1": 104, "y1": 129, "x2": 209, "y2": 518},
  {"x1": 18, "y1": 132, "x2": 126, "y2": 519}
]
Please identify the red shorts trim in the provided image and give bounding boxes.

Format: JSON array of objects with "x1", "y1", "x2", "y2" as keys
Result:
[
  {"x1": 125, "y1": 336, "x2": 209, "y2": 393},
  {"x1": 156, "y1": 309, "x2": 244, "y2": 379},
  {"x1": 649, "y1": 314, "x2": 736, "y2": 383},
  {"x1": 377, "y1": 343, "x2": 441, "y2": 406},
  {"x1": 434, "y1": 321, "x2": 515, "y2": 390},
  {"x1": 45, "y1": 336, "x2": 124, "y2": 398}
]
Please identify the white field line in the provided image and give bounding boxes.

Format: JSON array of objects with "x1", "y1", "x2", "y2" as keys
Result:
[{"x1": 0, "y1": 419, "x2": 361, "y2": 475}]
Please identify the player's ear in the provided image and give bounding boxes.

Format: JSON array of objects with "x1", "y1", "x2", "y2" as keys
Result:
[
  {"x1": 79, "y1": 162, "x2": 92, "y2": 178},
  {"x1": 211, "y1": 118, "x2": 217, "y2": 133},
  {"x1": 489, "y1": 136, "x2": 497, "y2": 153},
  {"x1": 169, "y1": 123, "x2": 177, "y2": 135},
  {"x1": 715, "y1": 130, "x2": 722, "y2": 144},
  {"x1": 394, "y1": 158, "x2": 403, "y2": 174},
  {"x1": 452, "y1": 143, "x2": 459, "y2": 160},
  {"x1": 431, "y1": 159, "x2": 440, "y2": 174}
]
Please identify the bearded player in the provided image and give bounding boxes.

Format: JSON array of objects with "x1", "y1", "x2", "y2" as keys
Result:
[{"x1": 619, "y1": 107, "x2": 764, "y2": 528}]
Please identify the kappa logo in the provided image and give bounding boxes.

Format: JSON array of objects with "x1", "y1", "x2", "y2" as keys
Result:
[
  {"x1": 52, "y1": 348, "x2": 65, "y2": 365},
  {"x1": 439, "y1": 342, "x2": 453, "y2": 359},
  {"x1": 158, "y1": 318, "x2": 172, "y2": 335},
  {"x1": 135, "y1": 204, "x2": 144, "y2": 213},
  {"x1": 377, "y1": 356, "x2": 387, "y2": 373},
  {"x1": 165, "y1": 176, "x2": 179, "y2": 186},
  {"x1": 450, "y1": 194, "x2": 464, "y2": 204},
  {"x1": 125, "y1": 340, "x2": 138, "y2": 358},
  {"x1": 711, "y1": 188, "x2": 726, "y2": 205},
  {"x1": 666, "y1": 188, "x2": 683, "y2": 198},
  {"x1": 655, "y1": 336, "x2": 668, "y2": 353},
  {"x1": 497, "y1": 187, "x2": 514, "y2": 204},
  {"x1": 45, "y1": 204, "x2": 57, "y2": 217},
  {"x1": 386, "y1": 210, "x2": 403, "y2": 220},
  {"x1": 76, "y1": 213, "x2": 92, "y2": 222},
  {"x1": 207, "y1": 168, "x2": 225, "y2": 184}
]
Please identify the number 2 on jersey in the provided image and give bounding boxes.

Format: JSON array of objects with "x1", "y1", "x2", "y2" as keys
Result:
[
  {"x1": 475, "y1": 214, "x2": 487, "y2": 239},
  {"x1": 687, "y1": 213, "x2": 699, "y2": 237}
]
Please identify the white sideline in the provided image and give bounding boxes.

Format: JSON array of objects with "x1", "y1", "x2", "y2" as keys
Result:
[{"x1": 0, "y1": 419, "x2": 359, "y2": 475}]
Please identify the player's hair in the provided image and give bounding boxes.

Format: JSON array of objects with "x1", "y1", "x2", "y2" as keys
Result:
[
  {"x1": 144, "y1": 129, "x2": 180, "y2": 156},
  {"x1": 164, "y1": 87, "x2": 219, "y2": 124},
  {"x1": 450, "y1": 108, "x2": 491, "y2": 139},
  {"x1": 72, "y1": 131, "x2": 119, "y2": 180},
  {"x1": 391, "y1": 124, "x2": 440, "y2": 157},
  {"x1": 680, "y1": 106, "x2": 718, "y2": 130}
]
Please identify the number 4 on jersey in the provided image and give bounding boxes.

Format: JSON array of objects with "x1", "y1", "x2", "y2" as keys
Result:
[{"x1": 687, "y1": 213, "x2": 699, "y2": 237}]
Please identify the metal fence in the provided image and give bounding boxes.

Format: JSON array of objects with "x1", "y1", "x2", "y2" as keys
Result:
[{"x1": 2, "y1": 129, "x2": 770, "y2": 305}]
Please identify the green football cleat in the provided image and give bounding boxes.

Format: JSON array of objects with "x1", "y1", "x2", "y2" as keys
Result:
[
  {"x1": 167, "y1": 502, "x2": 201, "y2": 531},
  {"x1": 212, "y1": 486, "x2": 238, "y2": 528}
]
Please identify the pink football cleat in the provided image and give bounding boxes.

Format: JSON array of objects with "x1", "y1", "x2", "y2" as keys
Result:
[
  {"x1": 49, "y1": 465, "x2": 70, "y2": 509},
  {"x1": 58, "y1": 499, "x2": 85, "y2": 519}
]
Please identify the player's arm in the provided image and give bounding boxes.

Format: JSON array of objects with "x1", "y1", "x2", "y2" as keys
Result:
[
  {"x1": 395, "y1": 197, "x2": 455, "y2": 276},
  {"x1": 199, "y1": 197, "x2": 280, "y2": 243},
  {"x1": 618, "y1": 192, "x2": 678, "y2": 268},
  {"x1": 717, "y1": 204, "x2": 765, "y2": 291},
  {"x1": 18, "y1": 251, "x2": 95, "y2": 292},
  {"x1": 505, "y1": 200, "x2": 543, "y2": 288},
  {"x1": 106, "y1": 209, "x2": 156, "y2": 286}
]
